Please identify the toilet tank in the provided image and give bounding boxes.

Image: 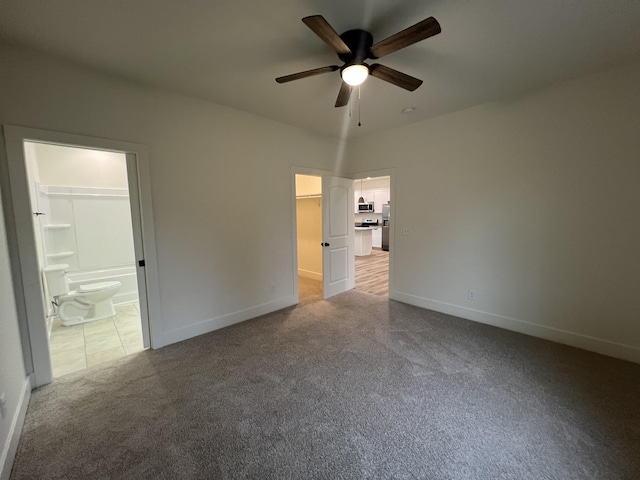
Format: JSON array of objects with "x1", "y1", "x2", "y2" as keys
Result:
[{"x1": 43, "y1": 264, "x2": 70, "y2": 297}]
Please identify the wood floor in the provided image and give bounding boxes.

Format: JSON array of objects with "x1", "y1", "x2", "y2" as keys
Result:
[
  {"x1": 355, "y1": 248, "x2": 389, "y2": 296},
  {"x1": 298, "y1": 249, "x2": 389, "y2": 302}
]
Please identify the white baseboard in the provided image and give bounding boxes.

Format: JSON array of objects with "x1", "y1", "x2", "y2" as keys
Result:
[
  {"x1": 162, "y1": 295, "x2": 297, "y2": 347},
  {"x1": 391, "y1": 291, "x2": 640, "y2": 364},
  {"x1": 298, "y1": 269, "x2": 322, "y2": 281},
  {"x1": 0, "y1": 377, "x2": 31, "y2": 480}
]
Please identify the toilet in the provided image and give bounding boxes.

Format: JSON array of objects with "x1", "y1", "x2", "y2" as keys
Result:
[{"x1": 43, "y1": 264, "x2": 121, "y2": 326}]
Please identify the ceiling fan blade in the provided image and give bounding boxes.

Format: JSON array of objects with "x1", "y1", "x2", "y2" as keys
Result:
[
  {"x1": 276, "y1": 65, "x2": 339, "y2": 83},
  {"x1": 369, "y1": 64, "x2": 423, "y2": 91},
  {"x1": 369, "y1": 17, "x2": 441, "y2": 59},
  {"x1": 302, "y1": 15, "x2": 352, "y2": 55},
  {"x1": 335, "y1": 82, "x2": 352, "y2": 107}
]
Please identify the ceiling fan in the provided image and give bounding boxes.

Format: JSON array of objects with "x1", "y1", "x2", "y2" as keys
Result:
[{"x1": 276, "y1": 15, "x2": 441, "y2": 107}]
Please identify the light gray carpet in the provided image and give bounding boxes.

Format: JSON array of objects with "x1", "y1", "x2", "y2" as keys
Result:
[{"x1": 11, "y1": 290, "x2": 640, "y2": 479}]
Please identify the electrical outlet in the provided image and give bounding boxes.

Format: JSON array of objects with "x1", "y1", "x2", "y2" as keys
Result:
[
  {"x1": 270, "y1": 284, "x2": 277, "y2": 294},
  {"x1": 0, "y1": 392, "x2": 6, "y2": 420},
  {"x1": 467, "y1": 289, "x2": 476, "y2": 301},
  {"x1": 402, "y1": 227, "x2": 411, "y2": 236}
]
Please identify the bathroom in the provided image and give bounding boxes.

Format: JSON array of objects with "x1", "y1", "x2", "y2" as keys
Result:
[{"x1": 24, "y1": 141, "x2": 146, "y2": 377}]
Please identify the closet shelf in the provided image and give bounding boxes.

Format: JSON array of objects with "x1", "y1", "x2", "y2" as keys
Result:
[
  {"x1": 47, "y1": 251, "x2": 74, "y2": 259},
  {"x1": 44, "y1": 224, "x2": 72, "y2": 230}
]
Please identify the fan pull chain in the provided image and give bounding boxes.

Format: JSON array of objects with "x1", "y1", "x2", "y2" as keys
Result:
[{"x1": 358, "y1": 86, "x2": 362, "y2": 127}]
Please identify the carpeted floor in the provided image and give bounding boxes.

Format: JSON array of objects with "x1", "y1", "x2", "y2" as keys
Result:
[{"x1": 11, "y1": 290, "x2": 640, "y2": 479}]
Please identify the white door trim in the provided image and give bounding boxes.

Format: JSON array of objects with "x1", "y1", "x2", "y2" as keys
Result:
[{"x1": 1, "y1": 125, "x2": 163, "y2": 387}]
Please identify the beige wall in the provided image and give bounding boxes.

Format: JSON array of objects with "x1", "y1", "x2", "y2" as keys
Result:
[
  {"x1": 348, "y1": 61, "x2": 640, "y2": 362},
  {"x1": 296, "y1": 197, "x2": 322, "y2": 280}
]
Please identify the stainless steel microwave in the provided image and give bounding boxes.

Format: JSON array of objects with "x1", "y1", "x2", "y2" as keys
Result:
[{"x1": 358, "y1": 202, "x2": 374, "y2": 213}]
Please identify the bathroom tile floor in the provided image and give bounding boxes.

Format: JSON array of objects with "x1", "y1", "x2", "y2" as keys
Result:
[{"x1": 49, "y1": 302, "x2": 146, "y2": 378}]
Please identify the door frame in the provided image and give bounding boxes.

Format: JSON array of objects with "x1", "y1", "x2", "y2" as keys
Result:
[
  {"x1": 346, "y1": 168, "x2": 395, "y2": 297},
  {"x1": 0, "y1": 125, "x2": 162, "y2": 387},
  {"x1": 290, "y1": 166, "x2": 335, "y2": 303}
]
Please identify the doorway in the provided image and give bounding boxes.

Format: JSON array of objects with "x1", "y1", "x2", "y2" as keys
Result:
[
  {"x1": 295, "y1": 174, "x2": 323, "y2": 303},
  {"x1": 353, "y1": 175, "x2": 390, "y2": 297},
  {"x1": 2, "y1": 125, "x2": 160, "y2": 387},
  {"x1": 24, "y1": 142, "x2": 146, "y2": 377},
  {"x1": 292, "y1": 170, "x2": 355, "y2": 303}
]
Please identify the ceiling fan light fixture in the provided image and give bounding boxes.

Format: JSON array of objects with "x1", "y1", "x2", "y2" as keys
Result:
[
  {"x1": 276, "y1": 15, "x2": 442, "y2": 107},
  {"x1": 341, "y1": 64, "x2": 369, "y2": 86}
]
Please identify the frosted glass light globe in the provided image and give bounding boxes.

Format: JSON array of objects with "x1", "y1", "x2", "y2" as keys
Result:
[{"x1": 341, "y1": 64, "x2": 369, "y2": 86}]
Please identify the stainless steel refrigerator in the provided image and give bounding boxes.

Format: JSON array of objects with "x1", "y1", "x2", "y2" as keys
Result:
[{"x1": 382, "y1": 203, "x2": 390, "y2": 251}]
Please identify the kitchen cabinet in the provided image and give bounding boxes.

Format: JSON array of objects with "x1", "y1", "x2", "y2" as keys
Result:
[
  {"x1": 373, "y1": 189, "x2": 389, "y2": 212},
  {"x1": 372, "y1": 227, "x2": 382, "y2": 248},
  {"x1": 355, "y1": 188, "x2": 389, "y2": 213},
  {"x1": 355, "y1": 188, "x2": 374, "y2": 202},
  {"x1": 354, "y1": 227, "x2": 373, "y2": 256}
]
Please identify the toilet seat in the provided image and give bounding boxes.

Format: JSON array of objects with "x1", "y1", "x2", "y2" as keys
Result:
[{"x1": 78, "y1": 281, "x2": 120, "y2": 293}]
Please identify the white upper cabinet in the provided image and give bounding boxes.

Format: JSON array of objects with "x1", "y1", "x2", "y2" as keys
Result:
[
  {"x1": 373, "y1": 189, "x2": 389, "y2": 212},
  {"x1": 354, "y1": 176, "x2": 390, "y2": 213}
]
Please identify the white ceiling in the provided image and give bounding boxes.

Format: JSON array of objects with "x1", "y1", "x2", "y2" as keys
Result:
[{"x1": 1, "y1": 0, "x2": 640, "y2": 139}]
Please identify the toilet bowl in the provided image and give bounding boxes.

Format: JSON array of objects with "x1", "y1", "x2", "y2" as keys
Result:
[{"x1": 43, "y1": 264, "x2": 121, "y2": 326}]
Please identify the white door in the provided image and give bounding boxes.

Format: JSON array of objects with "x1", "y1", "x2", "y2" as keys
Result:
[
  {"x1": 321, "y1": 176, "x2": 355, "y2": 299},
  {"x1": 125, "y1": 154, "x2": 151, "y2": 349}
]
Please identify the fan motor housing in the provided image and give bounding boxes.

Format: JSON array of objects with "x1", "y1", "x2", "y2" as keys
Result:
[{"x1": 338, "y1": 29, "x2": 374, "y2": 64}]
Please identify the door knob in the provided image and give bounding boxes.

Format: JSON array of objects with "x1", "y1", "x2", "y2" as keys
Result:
[{"x1": 321, "y1": 242, "x2": 330, "y2": 247}]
